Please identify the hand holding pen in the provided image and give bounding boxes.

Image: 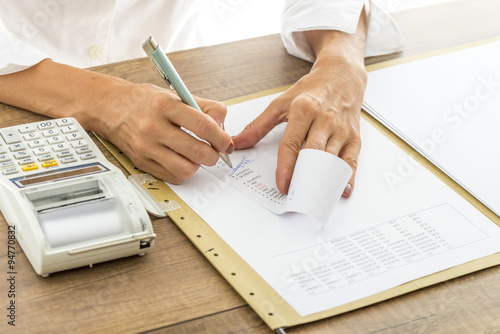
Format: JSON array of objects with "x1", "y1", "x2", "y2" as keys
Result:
[
  {"x1": 143, "y1": 36, "x2": 233, "y2": 168},
  {"x1": 87, "y1": 38, "x2": 234, "y2": 185}
]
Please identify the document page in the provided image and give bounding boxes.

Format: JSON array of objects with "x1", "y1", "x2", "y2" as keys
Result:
[
  {"x1": 363, "y1": 40, "x2": 500, "y2": 216},
  {"x1": 170, "y1": 93, "x2": 500, "y2": 316}
]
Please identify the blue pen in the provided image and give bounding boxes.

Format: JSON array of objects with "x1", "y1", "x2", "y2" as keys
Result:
[{"x1": 142, "y1": 36, "x2": 233, "y2": 168}]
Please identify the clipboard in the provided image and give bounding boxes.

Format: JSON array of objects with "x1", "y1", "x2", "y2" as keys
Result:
[{"x1": 96, "y1": 39, "x2": 500, "y2": 331}]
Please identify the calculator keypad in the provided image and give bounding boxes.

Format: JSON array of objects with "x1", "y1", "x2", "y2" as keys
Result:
[{"x1": 0, "y1": 118, "x2": 98, "y2": 176}]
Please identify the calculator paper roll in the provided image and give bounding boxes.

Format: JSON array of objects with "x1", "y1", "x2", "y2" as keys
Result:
[{"x1": 38, "y1": 200, "x2": 125, "y2": 248}]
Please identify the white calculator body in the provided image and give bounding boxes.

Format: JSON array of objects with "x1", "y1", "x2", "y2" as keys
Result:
[{"x1": 0, "y1": 118, "x2": 156, "y2": 276}]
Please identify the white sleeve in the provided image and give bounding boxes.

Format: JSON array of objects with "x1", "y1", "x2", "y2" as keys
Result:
[
  {"x1": 281, "y1": 0, "x2": 404, "y2": 62},
  {"x1": 0, "y1": 30, "x2": 49, "y2": 75}
]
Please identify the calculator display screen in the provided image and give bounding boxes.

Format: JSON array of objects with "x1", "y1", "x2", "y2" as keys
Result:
[{"x1": 12, "y1": 163, "x2": 108, "y2": 188}]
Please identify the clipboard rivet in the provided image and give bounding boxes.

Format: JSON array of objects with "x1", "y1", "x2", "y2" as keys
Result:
[
  {"x1": 231, "y1": 272, "x2": 236, "y2": 276},
  {"x1": 249, "y1": 292, "x2": 254, "y2": 296},
  {"x1": 196, "y1": 235, "x2": 201, "y2": 238},
  {"x1": 268, "y1": 313, "x2": 273, "y2": 316},
  {"x1": 180, "y1": 217, "x2": 185, "y2": 220}
]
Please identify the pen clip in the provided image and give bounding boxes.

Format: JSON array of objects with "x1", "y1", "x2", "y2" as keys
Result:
[{"x1": 142, "y1": 36, "x2": 173, "y2": 89}]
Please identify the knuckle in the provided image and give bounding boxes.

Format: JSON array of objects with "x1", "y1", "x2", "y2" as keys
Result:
[
  {"x1": 189, "y1": 142, "x2": 218, "y2": 165},
  {"x1": 307, "y1": 142, "x2": 324, "y2": 151},
  {"x1": 205, "y1": 151, "x2": 220, "y2": 166},
  {"x1": 334, "y1": 124, "x2": 348, "y2": 139},
  {"x1": 176, "y1": 162, "x2": 198, "y2": 180},
  {"x1": 343, "y1": 155, "x2": 358, "y2": 170},
  {"x1": 135, "y1": 117, "x2": 160, "y2": 137},
  {"x1": 319, "y1": 112, "x2": 338, "y2": 130},
  {"x1": 351, "y1": 135, "x2": 362, "y2": 148},
  {"x1": 150, "y1": 92, "x2": 169, "y2": 111},
  {"x1": 194, "y1": 115, "x2": 215, "y2": 136},
  {"x1": 213, "y1": 101, "x2": 227, "y2": 114},
  {"x1": 188, "y1": 142, "x2": 206, "y2": 164},
  {"x1": 129, "y1": 139, "x2": 149, "y2": 160},
  {"x1": 282, "y1": 132, "x2": 303, "y2": 154},
  {"x1": 290, "y1": 95, "x2": 322, "y2": 119}
]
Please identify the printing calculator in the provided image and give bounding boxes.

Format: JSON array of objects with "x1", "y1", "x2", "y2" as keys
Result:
[{"x1": 0, "y1": 118, "x2": 156, "y2": 276}]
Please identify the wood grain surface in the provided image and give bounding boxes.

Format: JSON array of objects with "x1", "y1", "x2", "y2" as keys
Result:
[{"x1": 0, "y1": 0, "x2": 499, "y2": 333}]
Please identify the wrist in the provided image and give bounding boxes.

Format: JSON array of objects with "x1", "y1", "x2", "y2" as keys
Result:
[
  {"x1": 79, "y1": 75, "x2": 132, "y2": 137},
  {"x1": 312, "y1": 50, "x2": 367, "y2": 91}
]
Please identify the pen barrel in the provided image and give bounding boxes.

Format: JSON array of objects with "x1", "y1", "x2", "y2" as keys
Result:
[
  {"x1": 143, "y1": 37, "x2": 232, "y2": 168},
  {"x1": 151, "y1": 48, "x2": 202, "y2": 112}
]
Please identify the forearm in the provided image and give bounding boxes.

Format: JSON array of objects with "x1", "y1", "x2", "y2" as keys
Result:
[
  {"x1": 0, "y1": 58, "x2": 232, "y2": 184},
  {"x1": 0, "y1": 59, "x2": 125, "y2": 134},
  {"x1": 303, "y1": 7, "x2": 367, "y2": 75}
]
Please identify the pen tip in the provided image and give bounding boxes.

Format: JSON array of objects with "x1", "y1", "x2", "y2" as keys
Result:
[{"x1": 221, "y1": 153, "x2": 233, "y2": 168}]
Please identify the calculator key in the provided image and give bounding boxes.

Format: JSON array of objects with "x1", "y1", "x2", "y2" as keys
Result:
[
  {"x1": 37, "y1": 121, "x2": 55, "y2": 130},
  {"x1": 41, "y1": 159, "x2": 58, "y2": 168},
  {"x1": 22, "y1": 163, "x2": 39, "y2": 172},
  {"x1": 1, "y1": 129, "x2": 22, "y2": 144},
  {"x1": 0, "y1": 146, "x2": 6, "y2": 154},
  {"x1": 18, "y1": 158, "x2": 35, "y2": 166},
  {"x1": 28, "y1": 139, "x2": 45, "y2": 148},
  {"x1": 57, "y1": 150, "x2": 73, "y2": 158},
  {"x1": 13, "y1": 151, "x2": 30, "y2": 159},
  {"x1": 52, "y1": 143, "x2": 69, "y2": 152},
  {"x1": 9, "y1": 143, "x2": 26, "y2": 152},
  {"x1": 71, "y1": 140, "x2": 88, "y2": 149},
  {"x1": 23, "y1": 132, "x2": 41, "y2": 141},
  {"x1": 56, "y1": 118, "x2": 73, "y2": 127},
  {"x1": 47, "y1": 136, "x2": 64, "y2": 145},
  {"x1": 80, "y1": 152, "x2": 96, "y2": 160},
  {"x1": 18, "y1": 125, "x2": 36, "y2": 134},
  {"x1": 66, "y1": 133, "x2": 83, "y2": 141},
  {"x1": 2, "y1": 167, "x2": 19, "y2": 175},
  {"x1": 76, "y1": 147, "x2": 92, "y2": 154},
  {"x1": 42, "y1": 129, "x2": 60, "y2": 137},
  {"x1": 1, "y1": 161, "x2": 15, "y2": 169},
  {"x1": 38, "y1": 154, "x2": 54, "y2": 162},
  {"x1": 0, "y1": 154, "x2": 10, "y2": 162},
  {"x1": 33, "y1": 146, "x2": 51, "y2": 156},
  {"x1": 61, "y1": 156, "x2": 77, "y2": 164},
  {"x1": 60, "y1": 125, "x2": 78, "y2": 134}
]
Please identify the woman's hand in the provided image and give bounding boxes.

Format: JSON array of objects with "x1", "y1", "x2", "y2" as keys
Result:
[
  {"x1": 0, "y1": 59, "x2": 234, "y2": 184},
  {"x1": 98, "y1": 83, "x2": 234, "y2": 183},
  {"x1": 232, "y1": 9, "x2": 367, "y2": 197}
]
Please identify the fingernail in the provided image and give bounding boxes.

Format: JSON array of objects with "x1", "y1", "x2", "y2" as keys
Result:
[
  {"x1": 225, "y1": 142, "x2": 234, "y2": 154},
  {"x1": 219, "y1": 122, "x2": 225, "y2": 131},
  {"x1": 343, "y1": 183, "x2": 352, "y2": 197},
  {"x1": 279, "y1": 178, "x2": 291, "y2": 195}
]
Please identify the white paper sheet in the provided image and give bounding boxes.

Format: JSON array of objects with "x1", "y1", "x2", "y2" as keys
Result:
[
  {"x1": 363, "y1": 40, "x2": 500, "y2": 216},
  {"x1": 170, "y1": 93, "x2": 500, "y2": 316}
]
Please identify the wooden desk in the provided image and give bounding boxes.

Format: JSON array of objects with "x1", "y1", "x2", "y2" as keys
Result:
[{"x1": 1, "y1": 0, "x2": 499, "y2": 332}]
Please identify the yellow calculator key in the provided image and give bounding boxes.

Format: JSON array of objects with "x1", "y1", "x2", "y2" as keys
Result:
[
  {"x1": 22, "y1": 163, "x2": 39, "y2": 172},
  {"x1": 41, "y1": 159, "x2": 58, "y2": 168}
]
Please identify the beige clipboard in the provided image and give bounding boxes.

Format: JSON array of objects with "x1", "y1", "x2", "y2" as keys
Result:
[{"x1": 96, "y1": 38, "x2": 500, "y2": 331}]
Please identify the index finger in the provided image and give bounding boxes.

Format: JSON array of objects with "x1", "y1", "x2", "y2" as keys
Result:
[
  {"x1": 169, "y1": 102, "x2": 232, "y2": 153},
  {"x1": 232, "y1": 98, "x2": 289, "y2": 150}
]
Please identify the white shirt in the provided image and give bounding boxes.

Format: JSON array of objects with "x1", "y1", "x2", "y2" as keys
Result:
[{"x1": 0, "y1": 0, "x2": 402, "y2": 75}]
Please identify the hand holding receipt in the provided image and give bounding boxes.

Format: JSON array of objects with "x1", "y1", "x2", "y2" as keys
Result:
[{"x1": 142, "y1": 36, "x2": 233, "y2": 168}]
